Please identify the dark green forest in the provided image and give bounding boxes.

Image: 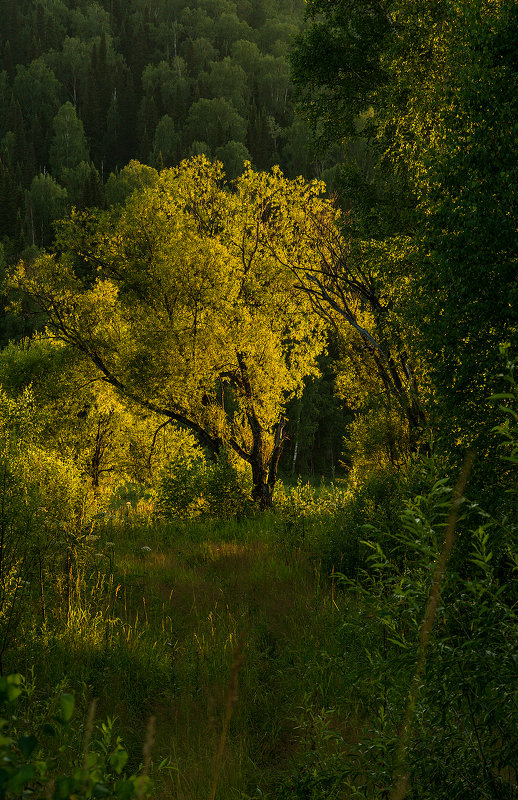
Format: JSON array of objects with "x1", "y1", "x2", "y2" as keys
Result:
[
  {"x1": 0, "y1": 0, "x2": 517, "y2": 798},
  {"x1": 0, "y1": 0, "x2": 338, "y2": 267}
]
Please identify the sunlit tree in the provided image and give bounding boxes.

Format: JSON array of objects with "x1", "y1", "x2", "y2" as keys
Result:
[{"x1": 14, "y1": 157, "x2": 333, "y2": 506}]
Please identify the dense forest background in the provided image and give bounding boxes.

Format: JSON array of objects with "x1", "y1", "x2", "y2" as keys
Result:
[
  {"x1": 0, "y1": 0, "x2": 517, "y2": 798},
  {"x1": 0, "y1": 0, "x2": 339, "y2": 260}
]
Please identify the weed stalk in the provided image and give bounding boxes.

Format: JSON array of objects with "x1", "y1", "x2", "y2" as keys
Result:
[{"x1": 389, "y1": 450, "x2": 474, "y2": 800}]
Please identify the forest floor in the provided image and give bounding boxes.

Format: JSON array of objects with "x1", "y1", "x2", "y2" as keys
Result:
[{"x1": 11, "y1": 513, "x2": 362, "y2": 799}]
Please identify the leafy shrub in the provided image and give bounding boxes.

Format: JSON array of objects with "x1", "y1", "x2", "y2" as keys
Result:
[
  {"x1": 0, "y1": 388, "x2": 92, "y2": 668},
  {"x1": 331, "y1": 366, "x2": 518, "y2": 798},
  {"x1": 156, "y1": 439, "x2": 209, "y2": 519},
  {"x1": 274, "y1": 478, "x2": 348, "y2": 555},
  {"x1": 157, "y1": 444, "x2": 252, "y2": 519},
  {"x1": 202, "y1": 448, "x2": 254, "y2": 519},
  {"x1": 0, "y1": 673, "x2": 154, "y2": 799},
  {"x1": 273, "y1": 468, "x2": 405, "y2": 577},
  {"x1": 276, "y1": 353, "x2": 518, "y2": 799}
]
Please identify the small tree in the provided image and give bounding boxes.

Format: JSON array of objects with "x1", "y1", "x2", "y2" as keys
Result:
[{"x1": 49, "y1": 101, "x2": 89, "y2": 176}]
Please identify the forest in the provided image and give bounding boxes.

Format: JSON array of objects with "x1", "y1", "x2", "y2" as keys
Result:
[{"x1": 0, "y1": 0, "x2": 517, "y2": 798}]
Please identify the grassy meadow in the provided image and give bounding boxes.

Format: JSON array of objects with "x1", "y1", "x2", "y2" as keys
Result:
[
  {"x1": 2, "y1": 445, "x2": 518, "y2": 800},
  {"x1": 6, "y1": 496, "x2": 368, "y2": 799},
  {"x1": 0, "y1": 405, "x2": 517, "y2": 800},
  {"x1": 1, "y1": 386, "x2": 517, "y2": 800}
]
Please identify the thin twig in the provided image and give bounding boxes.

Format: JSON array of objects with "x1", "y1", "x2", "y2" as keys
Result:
[{"x1": 82, "y1": 698, "x2": 97, "y2": 769}]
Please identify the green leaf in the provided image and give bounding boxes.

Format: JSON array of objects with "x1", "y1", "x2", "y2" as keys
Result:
[
  {"x1": 115, "y1": 779, "x2": 136, "y2": 799},
  {"x1": 6, "y1": 764, "x2": 35, "y2": 794},
  {"x1": 489, "y1": 393, "x2": 514, "y2": 401},
  {"x1": 54, "y1": 775, "x2": 78, "y2": 799},
  {"x1": 17, "y1": 734, "x2": 38, "y2": 758},
  {"x1": 110, "y1": 748, "x2": 129, "y2": 774},
  {"x1": 6, "y1": 682, "x2": 23, "y2": 703},
  {"x1": 59, "y1": 693, "x2": 74, "y2": 722},
  {"x1": 85, "y1": 751, "x2": 100, "y2": 770},
  {"x1": 6, "y1": 675, "x2": 24, "y2": 700},
  {"x1": 93, "y1": 782, "x2": 111, "y2": 797}
]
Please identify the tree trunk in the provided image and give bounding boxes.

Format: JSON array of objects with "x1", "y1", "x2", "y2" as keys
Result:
[
  {"x1": 249, "y1": 416, "x2": 286, "y2": 509},
  {"x1": 251, "y1": 462, "x2": 273, "y2": 509}
]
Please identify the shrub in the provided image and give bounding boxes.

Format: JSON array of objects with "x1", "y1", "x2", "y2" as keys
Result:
[
  {"x1": 157, "y1": 444, "x2": 253, "y2": 519},
  {"x1": 0, "y1": 388, "x2": 92, "y2": 669},
  {"x1": 0, "y1": 673, "x2": 154, "y2": 799},
  {"x1": 330, "y1": 357, "x2": 518, "y2": 798},
  {"x1": 273, "y1": 468, "x2": 406, "y2": 577}
]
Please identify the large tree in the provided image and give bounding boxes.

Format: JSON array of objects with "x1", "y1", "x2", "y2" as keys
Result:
[
  {"x1": 292, "y1": 0, "x2": 518, "y2": 458},
  {"x1": 14, "y1": 157, "x2": 331, "y2": 507}
]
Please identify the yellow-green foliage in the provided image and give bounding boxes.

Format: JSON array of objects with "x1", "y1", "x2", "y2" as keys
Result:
[
  {"x1": 0, "y1": 387, "x2": 92, "y2": 665},
  {"x1": 158, "y1": 444, "x2": 253, "y2": 520},
  {"x1": 14, "y1": 156, "x2": 338, "y2": 503}
]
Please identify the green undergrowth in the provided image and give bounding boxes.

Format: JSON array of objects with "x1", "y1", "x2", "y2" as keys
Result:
[
  {"x1": 7, "y1": 513, "x2": 358, "y2": 799},
  {"x1": 3, "y1": 351, "x2": 518, "y2": 798}
]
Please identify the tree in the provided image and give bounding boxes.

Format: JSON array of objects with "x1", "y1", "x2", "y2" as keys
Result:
[
  {"x1": 12, "y1": 59, "x2": 62, "y2": 164},
  {"x1": 257, "y1": 18, "x2": 299, "y2": 57},
  {"x1": 151, "y1": 114, "x2": 178, "y2": 168},
  {"x1": 281, "y1": 117, "x2": 314, "y2": 178},
  {"x1": 184, "y1": 97, "x2": 246, "y2": 152},
  {"x1": 0, "y1": 157, "x2": 22, "y2": 241},
  {"x1": 25, "y1": 172, "x2": 68, "y2": 248},
  {"x1": 392, "y1": 1, "x2": 518, "y2": 454},
  {"x1": 179, "y1": 6, "x2": 214, "y2": 42},
  {"x1": 104, "y1": 160, "x2": 158, "y2": 207},
  {"x1": 214, "y1": 13, "x2": 253, "y2": 56},
  {"x1": 0, "y1": 337, "x2": 164, "y2": 491},
  {"x1": 215, "y1": 140, "x2": 250, "y2": 180},
  {"x1": 241, "y1": 155, "x2": 426, "y2": 448},
  {"x1": 183, "y1": 36, "x2": 218, "y2": 75},
  {"x1": 292, "y1": 0, "x2": 518, "y2": 459},
  {"x1": 141, "y1": 59, "x2": 191, "y2": 123},
  {"x1": 0, "y1": 71, "x2": 9, "y2": 137},
  {"x1": 255, "y1": 54, "x2": 291, "y2": 123},
  {"x1": 207, "y1": 57, "x2": 249, "y2": 115},
  {"x1": 31, "y1": 0, "x2": 69, "y2": 53},
  {"x1": 290, "y1": 0, "x2": 392, "y2": 145},
  {"x1": 51, "y1": 36, "x2": 90, "y2": 108},
  {"x1": 49, "y1": 102, "x2": 89, "y2": 176},
  {"x1": 69, "y1": 2, "x2": 112, "y2": 40},
  {"x1": 230, "y1": 38, "x2": 261, "y2": 75},
  {"x1": 14, "y1": 157, "x2": 330, "y2": 507}
]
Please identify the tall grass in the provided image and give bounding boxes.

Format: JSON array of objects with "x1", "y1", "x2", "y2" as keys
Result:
[{"x1": 7, "y1": 509, "x2": 357, "y2": 799}]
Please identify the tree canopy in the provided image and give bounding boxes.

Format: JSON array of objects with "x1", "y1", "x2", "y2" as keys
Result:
[
  {"x1": 292, "y1": 0, "x2": 518, "y2": 461},
  {"x1": 14, "y1": 157, "x2": 333, "y2": 506}
]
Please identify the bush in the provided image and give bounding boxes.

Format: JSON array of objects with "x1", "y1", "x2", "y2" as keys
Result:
[
  {"x1": 273, "y1": 468, "x2": 406, "y2": 577},
  {"x1": 0, "y1": 673, "x2": 154, "y2": 799},
  {"x1": 275, "y1": 353, "x2": 518, "y2": 799},
  {"x1": 157, "y1": 444, "x2": 252, "y2": 519},
  {"x1": 330, "y1": 362, "x2": 518, "y2": 798},
  {"x1": 0, "y1": 388, "x2": 92, "y2": 669}
]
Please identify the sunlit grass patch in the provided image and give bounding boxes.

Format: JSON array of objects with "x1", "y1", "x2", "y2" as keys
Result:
[{"x1": 7, "y1": 504, "x2": 362, "y2": 799}]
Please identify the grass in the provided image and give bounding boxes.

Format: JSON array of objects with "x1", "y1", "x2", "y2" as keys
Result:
[
  {"x1": 8, "y1": 511, "x2": 359, "y2": 799},
  {"x1": 5, "y1": 458, "x2": 514, "y2": 799}
]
